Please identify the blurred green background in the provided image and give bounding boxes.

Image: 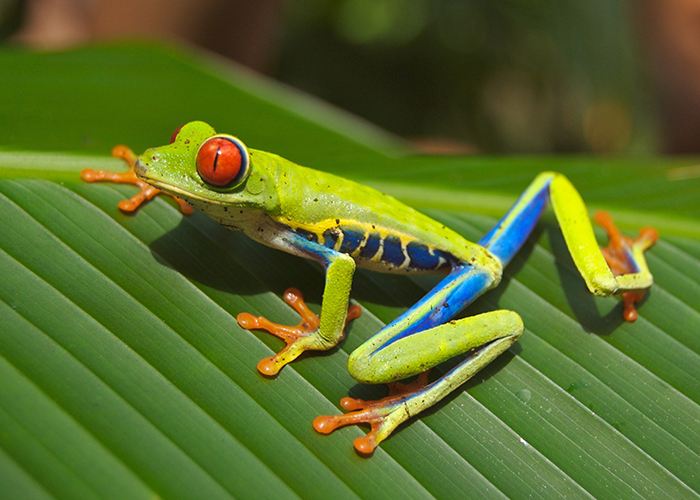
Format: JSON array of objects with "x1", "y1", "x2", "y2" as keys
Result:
[
  {"x1": 278, "y1": 0, "x2": 654, "y2": 154},
  {"x1": 4, "y1": 0, "x2": 696, "y2": 155}
]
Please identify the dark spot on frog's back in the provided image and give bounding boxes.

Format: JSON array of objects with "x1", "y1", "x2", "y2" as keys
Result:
[
  {"x1": 323, "y1": 227, "x2": 341, "y2": 249},
  {"x1": 295, "y1": 227, "x2": 318, "y2": 243}
]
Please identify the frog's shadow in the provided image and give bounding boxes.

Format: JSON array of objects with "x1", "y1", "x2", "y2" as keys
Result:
[
  {"x1": 149, "y1": 211, "x2": 642, "y2": 449},
  {"x1": 148, "y1": 213, "x2": 269, "y2": 298},
  {"x1": 481, "y1": 219, "x2": 635, "y2": 336},
  {"x1": 148, "y1": 211, "x2": 634, "y2": 344},
  {"x1": 148, "y1": 212, "x2": 431, "y2": 307}
]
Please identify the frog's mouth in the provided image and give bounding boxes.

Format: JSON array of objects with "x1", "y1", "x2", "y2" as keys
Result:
[
  {"x1": 133, "y1": 158, "x2": 224, "y2": 206},
  {"x1": 133, "y1": 158, "x2": 188, "y2": 199}
]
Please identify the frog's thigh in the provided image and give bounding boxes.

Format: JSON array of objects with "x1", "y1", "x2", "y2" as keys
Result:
[{"x1": 349, "y1": 309, "x2": 523, "y2": 385}]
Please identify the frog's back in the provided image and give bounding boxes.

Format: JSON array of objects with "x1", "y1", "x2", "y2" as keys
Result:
[{"x1": 263, "y1": 152, "x2": 477, "y2": 273}]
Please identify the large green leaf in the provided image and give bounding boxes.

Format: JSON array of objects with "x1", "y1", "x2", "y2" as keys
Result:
[{"x1": 1, "y1": 43, "x2": 699, "y2": 499}]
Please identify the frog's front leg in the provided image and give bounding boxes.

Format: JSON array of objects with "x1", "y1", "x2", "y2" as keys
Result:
[
  {"x1": 81, "y1": 145, "x2": 193, "y2": 214},
  {"x1": 237, "y1": 234, "x2": 361, "y2": 376}
]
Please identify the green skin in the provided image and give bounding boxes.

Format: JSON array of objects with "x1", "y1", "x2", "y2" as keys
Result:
[{"x1": 131, "y1": 121, "x2": 656, "y2": 453}]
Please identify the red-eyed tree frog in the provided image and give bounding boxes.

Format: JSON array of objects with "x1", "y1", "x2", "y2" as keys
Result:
[{"x1": 82, "y1": 121, "x2": 658, "y2": 455}]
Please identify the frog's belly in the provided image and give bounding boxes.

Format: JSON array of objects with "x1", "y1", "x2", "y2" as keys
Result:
[{"x1": 195, "y1": 203, "x2": 459, "y2": 274}]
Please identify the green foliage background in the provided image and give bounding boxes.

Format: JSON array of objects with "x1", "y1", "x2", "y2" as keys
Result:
[
  {"x1": 278, "y1": 0, "x2": 654, "y2": 154},
  {"x1": 0, "y1": 44, "x2": 699, "y2": 499}
]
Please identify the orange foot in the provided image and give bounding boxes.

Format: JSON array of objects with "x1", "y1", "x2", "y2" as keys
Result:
[
  {"x1": 594, "y1": 211, "x2": 658, "y2": 321},
  {"x1": 81, "y1": 145, "x2": 193, "y2": 214},
  {"x1": 237, "y1": 288, "x2": 361, "y2": 376},
  {"x1": 314, "y1": 371, "x2": 431, "y2": 455}
]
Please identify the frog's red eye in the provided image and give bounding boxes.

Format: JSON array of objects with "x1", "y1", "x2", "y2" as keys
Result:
[
  {"x1": 170, "y1": 125, "x2": 184, "y2": 144},
  {"x1": 196, "y1": 135, "x2": 250, "y2": 188}
]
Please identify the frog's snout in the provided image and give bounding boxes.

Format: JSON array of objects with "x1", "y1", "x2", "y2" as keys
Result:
[{"x1": 134, "y1": 158, "x2": 148, "y2": 180}]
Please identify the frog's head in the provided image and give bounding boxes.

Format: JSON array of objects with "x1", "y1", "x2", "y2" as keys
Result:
[{"x1": 134, "y1": 121, "x2": 278, "y2": 213}]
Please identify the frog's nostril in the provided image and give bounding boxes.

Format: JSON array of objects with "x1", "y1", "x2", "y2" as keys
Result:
[{"x1": 134, "y1": 159, "x2": 148, "y2": 178}]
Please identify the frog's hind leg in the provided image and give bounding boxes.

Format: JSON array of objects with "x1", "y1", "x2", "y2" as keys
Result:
[
  {"x1": 312, "y1": 175, "x2": 558, "y2": 454},
  {"x1": 315, "y1": 172, "x2": 658, "y2": 454},
  {"x1": 314, "y1": 263, "x2": 524, "y2": 454},
  {"x1": 315, "y1": 304, "x2": 524, "y2": 454},
  {"x1": 481, "y1": 172, "x2": 657, "y2": 320}
]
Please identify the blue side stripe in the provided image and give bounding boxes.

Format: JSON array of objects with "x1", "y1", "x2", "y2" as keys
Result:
[
  {"x1": 339, "y1": 228, "x2": 364, "y2": 253},
  {"x1": 382, "y1": 235, "x2": 405, "y2": 267},
  {"x1": 359, "y1": 232, "x2": 381, "y2": 259},
  {"x1": 406, "y1": 242, "x2": 444, "y2": 270},
  {"x1": 323, "y1": 228, "x2": 340, "y2": 249}
]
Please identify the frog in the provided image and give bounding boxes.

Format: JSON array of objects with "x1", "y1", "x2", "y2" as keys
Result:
[{"x1": 81, "y1": 121, "x2": 658, "y2": 455}]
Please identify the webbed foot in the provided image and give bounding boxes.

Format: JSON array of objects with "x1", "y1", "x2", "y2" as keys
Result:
[
  {"x1": 313, "y1": 371, "x2": 431, "y2": 455},
  {"x1": 594, "y1": 211, "x2": 658, "y2": 321},
  {"x1": 81, "y1": 145, "x2": 193, "y2": 214},
  {"x1": 237, "y1": 288, "x2": 361, "y2": 376}
]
